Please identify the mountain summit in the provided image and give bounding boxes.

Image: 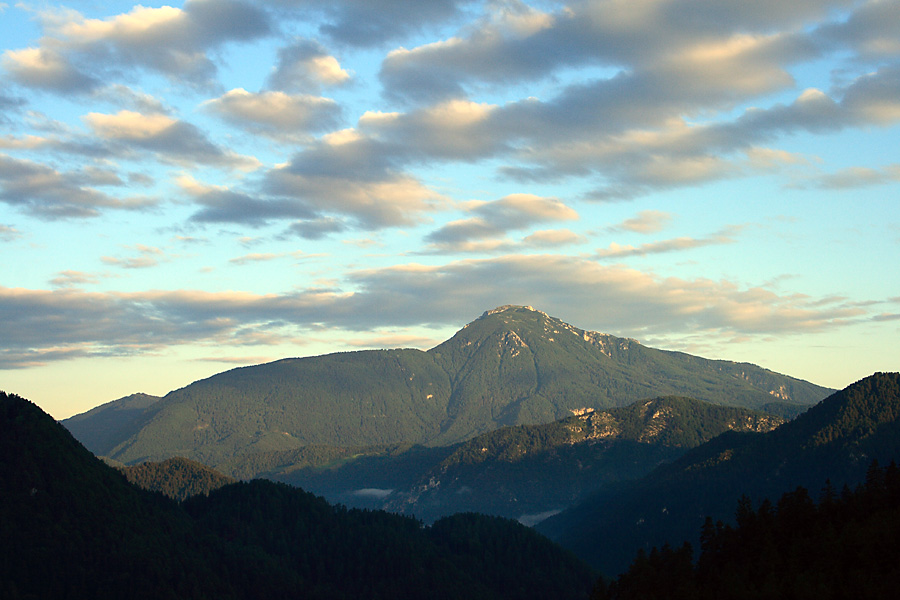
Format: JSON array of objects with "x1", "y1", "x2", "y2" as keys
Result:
[{"x1": 64, "y1": 306, "x2": 832, "y2": 471}]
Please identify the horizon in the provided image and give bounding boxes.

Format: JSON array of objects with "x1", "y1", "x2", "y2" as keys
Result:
[{"x1": 1, "y1": 0, "x2": 898, "y2": 419}]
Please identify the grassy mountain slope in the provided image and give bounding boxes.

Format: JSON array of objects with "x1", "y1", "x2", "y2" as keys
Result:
[
  {"x1": 64, "y1": 306, "x2": 831, "y2": 471},
  {"x1": 386, "y1": 397, "x2": 783, "y2": 523},
  {"x1": 539, "y1": 372, "x2": 900, "y2": 576},
  {"x1": 2, "y1": 390, "x2": 596, "y2": 600}
]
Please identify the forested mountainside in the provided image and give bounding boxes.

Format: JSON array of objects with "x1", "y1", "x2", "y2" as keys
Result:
[
  {"x1": 382, "y1": 397, "x2": 784, "y2": 523},
  {"x1": 596, "y1": 461, "x2": 900, "y2": 599},
  {"x1": 119, "y1": 456, "x2": 236, "y2": 502},
  {"x1": 1, "y1": 390, "x2": 595, "y2": 600},
  {"x1": 539, "y1": 372, "x2": 900, "y2": 576},
  {"x1": 63, "y1": 306, "x2": 831, "y2": 472}
]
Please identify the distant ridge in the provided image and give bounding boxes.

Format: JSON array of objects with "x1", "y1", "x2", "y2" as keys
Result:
[{"x1": 63, "y1": 306, "x2": 832, "y2": 473}]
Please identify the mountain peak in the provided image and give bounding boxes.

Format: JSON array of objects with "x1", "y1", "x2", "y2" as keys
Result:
[{"x1": 479, "y1": 305, "x2": 547, "y2": 319}]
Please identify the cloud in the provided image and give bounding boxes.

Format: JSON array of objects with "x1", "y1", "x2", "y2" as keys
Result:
[
  {"x1": 49, "y1": 270, "x2": 102, "y2": 288},
  {"x1": 0, "y1": 252, "x2": 874, "y2": 368},
  {"x1": 179, "y1": 175, "x2": 315, "y2": 226},
  {"x1": 425, "y1": 193, "x2": 578, "y2": 250},
  {"x1": 83, "y1": 110, "x2": 260, "y2": 169},
  {"x1": 611, "y1": 210, "x2": 674, "y2": 234},
  {"x1": 284, "y1": 217, "x2": 349, "y2": 240},
  {"x1": 277, "y1": 0, "x2": 471, "y2": 47},
  {"x1": 101, "y1": 244, "x2": 169, "y2": 269},
  {"x1": 0, "y1": 224, "x2": 22, "y2": 241},
  {"x1": 379, "y1": 0, "x2": 820, "y2": 105},
  {"x1": 360, "y1": 99, "x2": 506, "y2": 160},
  {"x1": 228, "y1": 251, "x2": 310, "y2": 265},
  {"x1": 0, "y1": 153, "x2": 156, "y2": 219},
  {"x1": 203, "y1": 88, "x2": 342, "y2": 138},
  {"x1": 267, "y1": 38, "x2": 351, "y2": 92},
  {"x1": 1, "y1": 47, "x2": 98, "y2": 93},
  {"x1": 262, "y1": 132, "x2": 446, "y2": 229},
  {"x1": 596, "y1": 236, "x2": 734, "y2": 260},
  {"x1": 5, "y1": 0, "x2": 272, "y2": 91},
  {"x1": 790, "y1": 163, "x2": 900, "y2": 190}
]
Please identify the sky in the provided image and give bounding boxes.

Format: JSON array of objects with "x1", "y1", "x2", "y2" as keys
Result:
[{"x1": 1, "y1": 0, "x2": 898, "y2": 419}]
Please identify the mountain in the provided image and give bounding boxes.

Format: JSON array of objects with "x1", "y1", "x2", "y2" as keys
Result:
[
  {"x1": 119, "y1": 456, "x2": 236, "y2": 502},
  {"x1": 538, "y1": 372, "x2": 900, "y2": 576},
  {"x1": 63, "y1": 305, "x2": 831, "y2": 473},
  {"x1": 383, "y1": 397, "x2": 783, "y2": 523},
  {"x1": 2, "y1": 389, "x2": 597, "y2": 599},
  {"x1": 62, "y1": 392, "x2": 160, "y2": 456}
]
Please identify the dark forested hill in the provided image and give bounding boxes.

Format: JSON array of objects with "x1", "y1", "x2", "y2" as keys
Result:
[
  {"x1": 539, "y1": 372, "x2": 900, "y2": 576},
  {"x1": 119, "y1": 456, "x2": 236, "y2": 501},
  {"x1": 2, "y1": 390, "x2": 596, "y2": 600},
  {"x1": 596, "y1": 461, "x2": 900, "y2": 599},
  {"x1": 63, "y1": 306, "x2": 830, "y2": 473}
]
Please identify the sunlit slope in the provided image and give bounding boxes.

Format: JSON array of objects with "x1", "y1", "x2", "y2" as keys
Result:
[{"x1": 73, "y1": 305, "x2": 831, "y2": 468}]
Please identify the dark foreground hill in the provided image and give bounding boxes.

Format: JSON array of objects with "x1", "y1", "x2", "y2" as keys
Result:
[
  {"x1": 1, "y1": 390, "x2": 596, "y2": 600},
  {"x1": 596, "y1": 463, "x2": 900, "y2": 599},
  {"x1": 63, "y1": 305, "x2": 830, "y2": 472},
  {"x1": 538, "y1": 372, "x2": 900, "y2": 576}
]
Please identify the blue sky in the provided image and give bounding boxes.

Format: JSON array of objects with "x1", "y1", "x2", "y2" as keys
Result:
[{"x1": 1, "y1": 0, "x2": 898, "y2": 419}]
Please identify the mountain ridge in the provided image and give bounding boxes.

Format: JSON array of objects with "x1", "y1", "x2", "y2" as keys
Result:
[{"x1": 63, "y1": 305, "x2": 832, "y2": 472}]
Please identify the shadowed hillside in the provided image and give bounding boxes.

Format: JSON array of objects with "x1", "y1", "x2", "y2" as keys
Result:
[{"x1": 539, "y1": 372, "x2": 900, "y2": 576}]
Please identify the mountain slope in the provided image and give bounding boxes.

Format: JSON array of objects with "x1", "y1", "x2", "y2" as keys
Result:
[
  {"x1": 538, "y1": 372, "x2": 900, "y2": 576},
  {"x1": 62, "y1": 392, "x2": 160, "y2": 456},
  {"x1": 64, "y1": 305, "x2": 831, "y2": 471},
  {"x1": 385, "y1": 397, "x2": 783, "y2": 523}
]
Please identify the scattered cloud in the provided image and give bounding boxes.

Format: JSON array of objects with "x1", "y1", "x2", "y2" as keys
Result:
[
  {"x1": 0, "y1": 223, "x2": 22, "y2": 241},
  {"x1": 0, "y1": 153, "x2": 157, "y2": 219},
  {"x1": 278, "y1": 0, "x2": 471, "y2": 47},
  {"x1": 267, "y1": 38, "x2": 351, "y2": 92},
  {"x1": 424, "y1": 193, "x2": 578, "y2": 252},
  {"x1": 101, "y1": 244, "x2": 170, "y2": 269},
  {"x1": 262, "y1": 133, "x2": 447, "y2": 229},
  {"x1": 203, "y1": 88, "x2": 342, "y2": 139},
  {"x1": 3, "y1": 0, "x2": 272, "y2": 92},
  {"x1": 611, "y1": 210, "x2": 674, "y2": 234},
  {"x1": 83, "y1": 110, "x2": 260, "y2": 169},
  {"x1": 49, "y1": 270, "x2": 103, "y2": 288},
  {"x1": 0, "y1": 252, "x2": 874, "y2": 368},
  {"x1": 789, "y1": 163, "x2": 900, "y2": 190}
]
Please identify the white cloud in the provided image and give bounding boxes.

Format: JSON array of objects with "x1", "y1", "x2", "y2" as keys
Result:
[
  {"x1": 0, "y1": 254, "x2": 872, "y2": 368},
  {"x1": 203, "y1": 88, "x2": 342, "y2": 138}
]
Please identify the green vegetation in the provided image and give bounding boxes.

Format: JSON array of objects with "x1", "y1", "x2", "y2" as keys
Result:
[
  {"x1": 63, "y1": 306, "x2": 830, "y2": 474},
  {"x1": 595, "y1": 461, "x2": 900, "y2": 599},
  {"x1": 2, "y1": 390, "x2": 595, "y2": 600}
]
